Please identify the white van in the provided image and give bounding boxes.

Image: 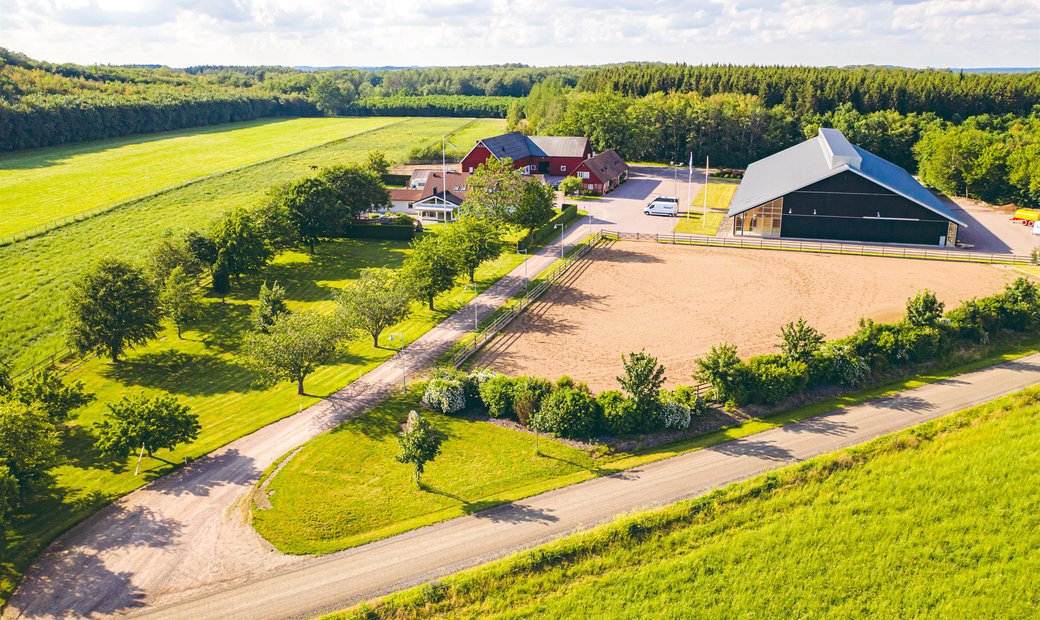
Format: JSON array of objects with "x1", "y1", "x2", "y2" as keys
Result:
[{"x1": 644, "y1": 196, "x2": 679, "y2": 217}]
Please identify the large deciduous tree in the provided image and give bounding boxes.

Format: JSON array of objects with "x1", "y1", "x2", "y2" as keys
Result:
[
  {"x1": 318, "y1": 164, "x2": 391, "y2": 219},
  {"x1": 441, "y1": 217, "x2": 504, "y2": 283},
  {"x1": 94, "y1": 393, "x2": 199, "y2": 466},
  {"x1": 279, "y1": 177, "x2": 345, "y2": 254},
  {"x1": 401, "y1": 235, "x2": 459, "y2": 310},
  {"x1": 460, "y1": 157, "x2": 525, "y2": 222},
  {"x1": 66, "y1": 258, "x2": 162, "y2": 363},
  {"x1": 160, "y1": 266, "x2": 203, "y2": 339},
  {"x1": 245, "y1": 310, "x2": 345, "y2": 395},
  {"x1": 337, "y1": 268, "x2": 413, "y2": 348},
  {"x1": 509, "y1": 179, "x2": 557, "y2": 235},
  {"x1": 148, "y1": 233, "x2": 204, "y2": 285},
  {"x1": 211, "y1": 208, "x2": 273, "y2": 286},
  {"x1": 10, "y1": 369, "x2": 94, "y2": 425},
  {"x1": 0, "y1": 399, "x2": 61, "y2": 497}
]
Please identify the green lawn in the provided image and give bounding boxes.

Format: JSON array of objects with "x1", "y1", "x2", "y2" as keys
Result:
[
  {"x1": 335, "y1": 387, "x2": 1040, "y2": 619},
  {"x1": 253, "y1": 394, "x2": 596, "y2": 555},
  {"x1": 0, "y1": 234, "x2": 525, "y2": 606},
  {"x1": 0, "y1": 116, "x2": 506, "y2": 372},
  {"x1": 0, "y1": 117, "x2": 400, "y2": 239},
  {"x1": 673, "y1": 182, "x2": 737, "y2": 235}
]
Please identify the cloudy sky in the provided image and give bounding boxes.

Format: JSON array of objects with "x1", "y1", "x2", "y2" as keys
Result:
[{"x1": 2, "y1": 0, "x2": 1038, "y2": 69}]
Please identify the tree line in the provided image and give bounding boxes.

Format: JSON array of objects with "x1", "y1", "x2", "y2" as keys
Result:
[{"x1": 576, "y1": 63, "x2": 1040, "y2": 119}]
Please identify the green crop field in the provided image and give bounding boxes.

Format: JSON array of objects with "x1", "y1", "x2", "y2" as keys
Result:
[
  {"x1": 674, "y1": 182, "x2": 737, "y2": 235},
  {"x1": 0, "y1": 117, "x2": 400, "y2": 239},
  {"x1": 0, "y1": 116, "x2": 506, "y2": 372},
  {"x1": 338, "y1": 387, "x2": 1040, "y2": 619}
]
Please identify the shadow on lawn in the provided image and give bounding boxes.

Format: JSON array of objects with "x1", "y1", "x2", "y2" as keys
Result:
[{"x1": 100, "y1": 350, "x2": 261, "y2": 397}]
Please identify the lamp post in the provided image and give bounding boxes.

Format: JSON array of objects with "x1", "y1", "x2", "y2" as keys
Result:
[
  {"x1": 554, "y1": 223, "x2": 565, "y2": 260},
  {"x1": 463, "y1": 283, "x2": 479, "y2": 332},
  {"x1": 517, "y1": 248, "x2": 529, "y2": 289}
]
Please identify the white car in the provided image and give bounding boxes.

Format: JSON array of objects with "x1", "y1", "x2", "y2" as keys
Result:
[{"x1": 644, "y1": 196, "x2": 679, "y2": 217}]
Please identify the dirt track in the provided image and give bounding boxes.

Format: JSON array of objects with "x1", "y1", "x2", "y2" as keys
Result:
[{"x1": 475, "y1": 242, "x2": 1014, "y2": 390}]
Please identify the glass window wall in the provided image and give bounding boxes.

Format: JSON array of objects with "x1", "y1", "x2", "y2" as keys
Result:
[{"x1": 734, "y1": 198, "x2": 783, "y2": 236}]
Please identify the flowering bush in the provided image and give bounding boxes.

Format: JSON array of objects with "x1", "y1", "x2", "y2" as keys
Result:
[
  {"x1": 420, "y1": 377, "x2": 466, "y2": 414},
  {"x1": 656, "y1": 400, "x2": 692, "y2": 430}
]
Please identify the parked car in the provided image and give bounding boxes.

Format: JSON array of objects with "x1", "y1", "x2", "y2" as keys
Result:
[{"x1": 645, "y1": 196, "x2": 679, "y2": 217}]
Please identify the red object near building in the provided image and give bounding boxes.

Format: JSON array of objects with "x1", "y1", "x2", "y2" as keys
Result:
[{"x1": 460, "y1": 132, "x2": 592, "y2": 176}]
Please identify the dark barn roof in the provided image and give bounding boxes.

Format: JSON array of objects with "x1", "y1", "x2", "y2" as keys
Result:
[
  {"x1": 728, "y1": 128, "x2": 965, "y2": 227},
  {"x1": 581, "y1": 149, "x2": 629, "y2": 182},
  {"x1": 480, "y1": 132, "x2": 590, "y2": 160}
]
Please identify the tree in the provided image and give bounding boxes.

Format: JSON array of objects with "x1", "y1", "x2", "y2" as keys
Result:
[
  {"x1": 402, "y1": 235, "x2": 459, "y2": 310},
  {"x1": 778, "y1": 317, "x2": 825, "y2": 363},
  {"x1": 148, "y1": 233, "x2": 203, "y2": 285},
  {"x1": 441, "y1": 217, "x2": 504, "y2": 283},
  {"x1": 66, "y1": 258, "x2": 162, "y2": 362},
  {"x1": 460, "y1": 157, "x2": 525, "y2": 222},
  {"x1": 245, "y1": 310, "x2": 345, "y2": 395},
  {"x1": 94, "y1": 393, "x2": 199, "y2": 468},
  {"x1": 693, "y1": 343, "x2": 750, "y2": 405},
  {"x1": 211, "y1": 208, "x2": 273, "y2": 286},
  {"x1": 905, "y1": 290, "x2": 945, "y2": 327},
  {"x1": 318, "y1": 164, "x2": 391, "y2": 219},
  {"x1": 558, "y1": 176, "x2": 584, "y2": 196},
  {"x1": 509, "y1": 179, "x2": 557, "y2": 234},
  {"x1": 279, "y1": 177, "x2": 345, "y2": 254},
  {"x1": 395, "y1": 410, "x2": 442, "y2": 487},
  {"x1": 309, "y1": 77, "x2": 348, "y2": 116},
  {"x1": 0, "y1": 359, "x2": 11, "y2": 394},
  {"x1": 0, "y1": 399, "x2": 60, "y2": 496},
  {"x1": 0, "y1": 465, "x2": 18, "y2": 527},
  {"x1": 337, "y1": 268, "x2": 413, "y2": 347},
  {"x1": 366, "y1": 150, "x2": 391, "y2": 175},
  {"x1": 616, "y1": 350, "x2": 666, "y2": 417},
  {"x1": 252, "y1": 281, "x2": 289, "y2": 333},
  {"x1": 184, "y1": 231, "x2": 218, "y2": 275},
  {"x1": 159, "y1": 266, "x2": 203, "y2": 339},
  {"x1": 211, "y1": 254, "x2": 231, "y2": 302},
  {"x1": 531, "y1": 387, "x2": 600, "y2": 439},
  {"x1": 10, "y1": 369, "x2": 94, "y2": 425}
]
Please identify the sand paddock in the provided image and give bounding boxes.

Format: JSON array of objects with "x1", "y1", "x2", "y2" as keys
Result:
[{"x1": 474, "y1": 241, "x2": 1015, "y2": 391}]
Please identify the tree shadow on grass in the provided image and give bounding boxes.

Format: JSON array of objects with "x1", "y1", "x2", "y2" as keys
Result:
[
  {"x1": 194, "y1": 301, "x2": 254, "y2": 353},
  {"x1": 100, "y1": 350, "x2": 261, "y2": 397},
  {"x1": 709, "y1": 438, "x2": 796, "y2": 462},
  {"x1": 148, "y1": 448, "x2": 259, "y2": 497},
  {"x1": 61, "y1": 424, "x2": 129, "y2": 473}
]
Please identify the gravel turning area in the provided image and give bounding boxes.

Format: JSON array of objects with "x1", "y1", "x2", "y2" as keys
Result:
[{"x1": 475, "y1": 242, "x2": 1014, "y2": 391}]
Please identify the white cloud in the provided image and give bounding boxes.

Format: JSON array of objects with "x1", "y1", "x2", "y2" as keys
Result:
[{"x1": 0, "y1": 0, "x2": 1036, "y2": 68}]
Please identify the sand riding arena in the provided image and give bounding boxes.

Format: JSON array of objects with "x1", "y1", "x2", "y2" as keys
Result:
[{"x1": 472, "y1": 241, "x2": 1015, "y2": 391}]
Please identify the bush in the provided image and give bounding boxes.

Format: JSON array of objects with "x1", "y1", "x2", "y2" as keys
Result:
[
  {"x1": 464, "y1": 368, "x2": 498, "y2": 401},
  {"x1": 947, "y1": 298, "x2": 999, "y2": 343},
  {"x1": 597, "y1": 390, "x2": 640, "y2": 436},
  {"x1": 694, "y1": 343, "x2": 751, "y2": 406},
  {"x1": 746, "y1": 354, "x2": 809, "y2": 406},
  {"x1": 905, "y1": 290, "x2": 944, "y2": 327},
  {"x1": 478, "y1": 374, "x2": 515, "y2": 418},
  {"x1": 656, "y1": 400, "x2": 692, "y2": 430},
  {"x1": 513, "y1": 376, "x2": 553, "y2": 427},
  {"x1": 813, "y1": 343, "x2": 869, "y2": 386},
  {"x1": 532, "y1": 388, "x2": 600, "y2": 439},
  {"x1": 420, "y1": 376, "x2": 466, "y2": 414}
]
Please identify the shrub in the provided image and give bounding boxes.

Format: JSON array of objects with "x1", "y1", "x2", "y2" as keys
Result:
[
  {"x1": 597, "y1": 390, "x2": 640, "y2": 436},
  {"x1": 420, "y1": 377, "x2": 466, "y2": 414},
  {"x1": 617, "y1": 351, "x2": 666, "y2": 417},
  {"x1": 694, "y1": 344, "x2": 751, "y2": 406},
  {"x1": 746, "y1": 354, "x2": 809, "y2": 406},
  {"x1": 947, "y1": 298, "x2": 998, "y2": 343},
  {"x1": 513, "y1": 376, "x2": 553, "y2": 427},
  {"x1": 899, "y1": 325, "x2": 946, "y2": 362},
  {"x1": 778, "y1": 317, "x2": 824, "y2": 363},
  {"x1": 532, "y1": 388, "x2": 600, "y2": 439},
  {"x1": 813, "y1": 343, "x2": 869, "y2": 386},
  {"x1": 465, "y1": 368, "x2": 499, "y2": 401},
  {"x1": 997, "y1": 277, "x2": 1040, "y2": 331},
  {"x1": 656, "y1": 400, "x2": 692, "y2": 430},
  {"x1": 905, "y1": 290, "x2": 944, "y2": 327},
  {"x1": 478, "y1": 374, "x2": 515, "y2": 418}
]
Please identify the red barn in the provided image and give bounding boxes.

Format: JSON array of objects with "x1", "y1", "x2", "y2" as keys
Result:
[
  {"x1": 573, "y1": 149, "x2": 629, "y2": 195},
  {"x1": 461, "y1": 132, "x2": 592, "y2": 177}
]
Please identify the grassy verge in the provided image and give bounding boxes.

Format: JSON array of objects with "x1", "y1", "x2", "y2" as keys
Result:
[
  {"x1": 674, "y1": 182, "x2": 737, "y2": 236},
  {"x1": 0, "y1": 233, "x2": 523, "y2": 607},
  {"x1": 254, "y1": 328, "x2": 1040, "y2": 557},
  {"x1": 0, "y1": 117, "x2": 506, "y2": 373},
  {"x1": 337, "y1": 386, "x2": 1040, "y2": 618}
]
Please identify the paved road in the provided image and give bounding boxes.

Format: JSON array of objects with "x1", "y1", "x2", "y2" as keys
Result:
[
  {"x1": 4, "y1": 221, "x2": 594, "y2": 620},
  {"x1": 582, "y1": 166, "x2": 704, "y2": 236},
  {"x1": 133, "y1": 353, "x2": 1040, "y2": 620}
]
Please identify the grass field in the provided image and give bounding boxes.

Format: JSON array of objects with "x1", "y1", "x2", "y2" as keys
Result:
[
  {"x1": 0, "y1": 116, "x2": 506, "y2": 372},
  {"x1": 253, "y1": 394, "x2": 596, "y2": 555},
  {"x1": 673, "y1": 182, "x2": 737, "y2": 235},
  {"x1": 0, "y1": 233, "x2": 525, "y2": 606},
  {"x1": 335, "y1": 387, "x2": 1040, "y2": 619},
  {"x1": 0, "y1": 117, "x2": 403, "y2": 239}
]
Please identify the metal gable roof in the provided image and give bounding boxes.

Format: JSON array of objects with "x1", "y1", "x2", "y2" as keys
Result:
[
  {"x1": 480, "y1": 133, "x2": 591, "y2": 160},
  {"x1": 727, "y1": 128, "x2": 966, "y2": 227}
]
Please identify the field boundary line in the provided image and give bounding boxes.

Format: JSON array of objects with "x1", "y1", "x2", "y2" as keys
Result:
[
  {"x1": 601, "y1": 229, "x2": 1038, "y2": 266},
  {"x1": 0, "y1": 116, "x2": 474, "y2": 248},
  {"x1": 448, "y1": 232, "x2": 610, "y2": 369}
]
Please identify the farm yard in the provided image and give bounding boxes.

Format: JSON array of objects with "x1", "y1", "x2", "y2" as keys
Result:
[
  {"x1": 474, "y1": 241, "x2": 1014, "y2": 391},
  {"x1": 0, "y1": 116, "x2": 506, "y2": 372}
]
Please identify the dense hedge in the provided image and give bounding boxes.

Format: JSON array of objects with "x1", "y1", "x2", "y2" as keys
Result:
[
  {"x1": 346, "y1": 95, "x2": 513, "y2": 118},
  {"x1": 341, "y1": 223, "x2": 415, "y2": 241},
  {"x1": 518, "y1": 203, "x2": 579, "y2": 250}
]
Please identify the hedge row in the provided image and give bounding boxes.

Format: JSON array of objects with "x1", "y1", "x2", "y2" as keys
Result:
[{"x1": 518, "y1": 203, "x2": 579, "y2": 251}]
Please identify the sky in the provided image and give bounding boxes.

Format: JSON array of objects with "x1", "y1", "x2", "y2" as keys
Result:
[{"x1": 2, "y1": 0, "x2": 1039, "y2": 69}]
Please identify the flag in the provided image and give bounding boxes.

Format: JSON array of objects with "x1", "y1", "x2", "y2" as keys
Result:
[{"x1": 688, "y1": 152, "x2": 693, "y2": 173}]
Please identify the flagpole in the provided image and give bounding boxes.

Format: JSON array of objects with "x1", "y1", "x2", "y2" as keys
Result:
[
  {"x1": 703, "y1": 155, "x2": 709, "y2": 222},
  {"x1": 686, "y1": 152, "x2": 693, "y2": 221}
]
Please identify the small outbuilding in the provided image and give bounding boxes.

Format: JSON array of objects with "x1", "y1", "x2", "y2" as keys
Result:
[
  {"x1": 728, "y1": 128, "x2": 965, "y2": 247},
  {"x1": 573, "y1": 149, "x2": 629, "y2": 195}
]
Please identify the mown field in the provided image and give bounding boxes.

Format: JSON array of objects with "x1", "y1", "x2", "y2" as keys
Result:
[
  {"x1": 0, "y1": 116, "x2": 506, "y2": 372},
  {"x1": 0, "y1": 117, "x2": 402, "y2": 239},
  {"x1": 335, "y1": 387, "x2": 1040, "y2": 619},
  {"x1": 673, "y1": 181, "x2": 737, "y2": 235}
]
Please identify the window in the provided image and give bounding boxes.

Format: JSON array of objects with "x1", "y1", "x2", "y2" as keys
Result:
[
  {"x1": 577, "y1": 171, "x2": 590, "y2": 179},
  {"x1": 468, "y1": 167, "x2": 474, "y2": 173},
  {"x1": 560, "y1": 165, "x2": 566, "y2": 172},
  {"x1": 734, "y1": 198, "x2": 783, "y2": 237}
]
